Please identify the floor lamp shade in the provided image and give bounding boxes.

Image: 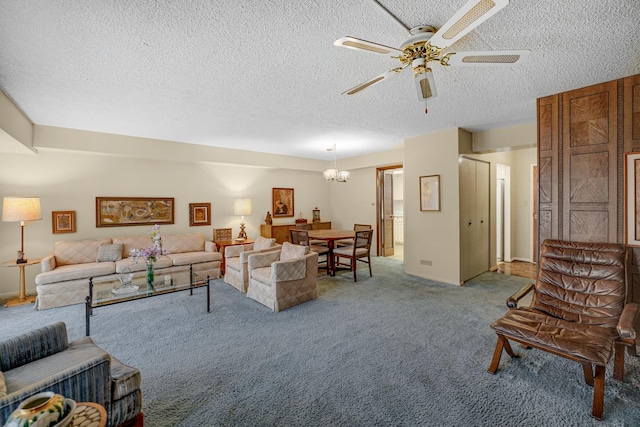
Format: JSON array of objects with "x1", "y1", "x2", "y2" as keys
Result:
[
  {"x1": 2, "y1": 196, "x2": 42, "y2": 263},
  {"x1": 233, "y1": 198, "x2": 252, "y2": 239}
]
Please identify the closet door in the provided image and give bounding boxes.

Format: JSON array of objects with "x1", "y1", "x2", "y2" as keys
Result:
[{"x1": 459, "y1": 157, "x2": 490, "y2": 282}]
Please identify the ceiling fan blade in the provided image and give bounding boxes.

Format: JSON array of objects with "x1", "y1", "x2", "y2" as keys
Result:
[
  {"x1": 445, "y1": 49, "x2": 530, "y2": 66},
  {"x1": 429, "y1": 0, "x2": 510, "y2": 50},
  {"x1": 334, "y1": 36, "x2": 403, "y2": 56},
  {"x1": 341, "y1": 67, "x2": 406, "y2": 96}
]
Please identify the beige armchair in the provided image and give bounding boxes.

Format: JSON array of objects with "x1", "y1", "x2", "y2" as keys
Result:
[
  {"x1": 246, "y1": 242, "x2": 318, "y2": 312},
  {"x1": 223, "y1": 236, "x2": 279, "y2": 293}
]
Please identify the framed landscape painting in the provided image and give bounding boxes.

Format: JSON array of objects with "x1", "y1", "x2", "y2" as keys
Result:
[
  {"x1": 189, "y1": 203, "x2": 211, "y2": 226},
  {"x1": 96, "y1": 197, "x2": 174, "y2": 227},
  {"x1": 420, "y1": 175, "x2": 440, "y2": 211},
  {"x1": 625, "y1": 152, "x2": 640, "y2": 246},
  {"x1": 272, "y1": 188, "x2": 294, "y2": 218},
  {"x1": 52, "y1": 211, "x2": 76, "y2": 234}
]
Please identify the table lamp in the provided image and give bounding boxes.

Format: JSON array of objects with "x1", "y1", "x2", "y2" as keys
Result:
[
  {"x1": 233, "y1": 198, "x2": 252, "y2": 240},
  {"x1": 2, "y1": 196, "x2": 42, "y2": 263}
]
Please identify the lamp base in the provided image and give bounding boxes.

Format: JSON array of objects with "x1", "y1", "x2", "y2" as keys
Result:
[{"x1": 16, "y1": 251, "x2": 26, "y2": 264}]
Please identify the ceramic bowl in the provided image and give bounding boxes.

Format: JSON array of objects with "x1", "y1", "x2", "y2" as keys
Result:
[{"x1": 3, "y1": 392, "x2": 69, "y2": 427}]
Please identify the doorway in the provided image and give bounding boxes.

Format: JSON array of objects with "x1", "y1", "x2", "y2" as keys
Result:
[
  {"x1": 495, "y1": 163, "x2": 511, "y2": 263},
  {"x1": 376, "y1": 165, "x2": 403, "y2": 260}
]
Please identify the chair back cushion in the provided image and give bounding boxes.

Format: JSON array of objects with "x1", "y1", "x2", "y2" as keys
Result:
[
  {"x1": 280, "y1": 242, "x2": 309, "y2": 261},
  {"x1": 253, "y1": 236, "x2": 275, "y2": 251},
  {"x1": 532, "y1": 239, "x2": 627, "y2": 328}
]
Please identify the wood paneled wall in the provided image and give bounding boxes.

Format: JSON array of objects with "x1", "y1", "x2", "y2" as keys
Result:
[{"x1": 537, "y1": 74, "x2": 640, "y2": 303}]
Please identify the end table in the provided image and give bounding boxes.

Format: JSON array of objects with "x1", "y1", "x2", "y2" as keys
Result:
[{"x1": 1, "y1": 258, "x2": 42, "y2": 308}]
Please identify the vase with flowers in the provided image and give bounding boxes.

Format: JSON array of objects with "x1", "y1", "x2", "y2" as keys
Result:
[{"x1": 130, "y1": 224, "x2": 166, "y2": 289}]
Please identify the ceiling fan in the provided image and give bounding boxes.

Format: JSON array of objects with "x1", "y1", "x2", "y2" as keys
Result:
[{"x1": 334, "y1": 0, "x2": 530, "y2": 113}]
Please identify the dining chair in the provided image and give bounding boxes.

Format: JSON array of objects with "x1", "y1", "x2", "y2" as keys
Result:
[
  {"x1": 213, "y1": 228, "x2": 233, "y2": 242},
  {"x1": 336, "y1": 224, "x2": 372, "y2": 247},
  {"x1": 296, "y1": 223, "x2": 326, "y2": 246},
  {"x1": 290, "y1": 229, "x2": 329, "y2": 272},
  {"x1": 333, "y1": 229, "x2": 373, "y2": 281}
]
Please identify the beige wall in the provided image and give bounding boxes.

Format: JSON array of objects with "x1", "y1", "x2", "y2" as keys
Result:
[{"x1": 403, "y1": 128, "x2": 462, "y2": 285}]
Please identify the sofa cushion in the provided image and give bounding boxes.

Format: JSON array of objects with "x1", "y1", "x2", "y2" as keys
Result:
[
  {"x1": 251, "y1": 267, "x2": 273, "y2": 286},
  {"x1": 253, "y1": 236, "x2": 275, "y2": 251},
  {"x1": 112, "y1": 236, "x2": 156, "y2": 259},
  {"x1": 167, "y1": 251, "x2": 222, "y2": 266},
  {"x1": 96, "y1": 243, "x2": 124, "y2": 262},
  {"x1": 54, "y1": 239, "x2": 112, "y2": 266},
  {"x1": 0, "y1": 371, "x2": 6, "y2": 398},
  {"x1": 35, "y1": 262, "x2": 116, "y2": 286},
  {"x1": 279, "y1": 242, "x2": 308, "y2": 261},
  {"x1": 115, "y1": 255, "x2": 173, "y2": 273},
  {"x1": 3, "y1": 336, "x2": 110, "y2": 394},
  {"x1": 163, "y1": 234, "x2": 205, "y2": 254}
]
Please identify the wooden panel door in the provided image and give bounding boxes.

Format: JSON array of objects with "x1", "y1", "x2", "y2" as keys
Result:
[
  {"x1": 624, "y1": 75, "x2": 640, "y2": 304},
  {"x1": 562, "y1": 80, "x2": 618, "y2": 242},
  {"x1": 537, "y1": 95, "x2": 559, "y2": 249}
]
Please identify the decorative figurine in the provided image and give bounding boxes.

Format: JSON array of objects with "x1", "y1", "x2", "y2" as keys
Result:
[{"x1": 265, "y1": 211, "x2": 273, "y2": 225}]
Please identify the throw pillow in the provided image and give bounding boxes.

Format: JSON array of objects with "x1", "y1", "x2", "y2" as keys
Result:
[
  {"x1": 280, "y1": 242, "x2": 308, "y2": 261},
  {"x1": 0, "y1": 371, "x2": 7, "y2": 398},
  {"x1": 96, "y1": 243, "x2": 123, "y2": 262},
  {"x1": 253, "y1": 236, "x2": 274, "y2": 251}
]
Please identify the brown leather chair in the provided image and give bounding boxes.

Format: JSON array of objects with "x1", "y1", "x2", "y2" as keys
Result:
[{"x1": 488, "y1": 239, "x2": 640, "y2": 420}]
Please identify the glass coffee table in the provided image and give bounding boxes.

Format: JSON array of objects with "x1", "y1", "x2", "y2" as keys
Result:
[{"x1": 85, "y1": 265, "x2": 210, "y2": 336}]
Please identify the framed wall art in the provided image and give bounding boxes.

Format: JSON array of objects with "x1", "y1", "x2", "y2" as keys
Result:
[
  {"x1": 420, "y1": 175, "x2": 440, "y2": 211},
  {"x1": 96, "y1": 197, "x2": 174, "y2": 227},
  {"x1": 272, "y1": 188, "x2": 294, "y2": 218},
  {"x1": 52, "y1": 211, "x2": 76, "y2": 234},
  {"x1": 625, "y1": 152, "x2": 640, "y2": 245},
  {"x1": 189, "y1": 202, "x2": 211, "y2": 226}
]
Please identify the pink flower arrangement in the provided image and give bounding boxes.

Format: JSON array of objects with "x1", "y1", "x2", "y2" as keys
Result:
[{"x1": 130, "y1": 224, "x2": 166, "y2": 264}]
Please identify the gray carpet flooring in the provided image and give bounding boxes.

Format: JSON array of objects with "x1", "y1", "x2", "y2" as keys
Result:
[{"x1": 1, "y1": 257, "x2": 639, "y2": 426}]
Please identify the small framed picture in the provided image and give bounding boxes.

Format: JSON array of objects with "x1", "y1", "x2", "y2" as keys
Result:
[
  {"x1": 420, "y1": 175, "x2": 441, "y2": 211},
  {"x1": 52, "y1": 211, "x2": 76, "y2": 234},
  {"x1": 272, "y1": 188, "x2": 294, "y2": 218},
  {"x1": 189, "y1": 203, "x2": 211, "y2": 226}
]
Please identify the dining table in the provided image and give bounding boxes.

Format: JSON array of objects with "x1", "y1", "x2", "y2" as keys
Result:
[{"x1": 308, "y1": 229, "x2": 355, "y2": 276}]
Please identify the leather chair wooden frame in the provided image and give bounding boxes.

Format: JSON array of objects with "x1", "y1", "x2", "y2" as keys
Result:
[{"x1": 488, "y1": 239, "x2": 639, "y2": 420}]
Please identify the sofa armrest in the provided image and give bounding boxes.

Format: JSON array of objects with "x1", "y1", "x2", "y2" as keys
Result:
[
  {"x1": 506, "y1": 283, "x2": 535, "y2": 309},
  {"x1": 239, "y1": 245, "x2": 281, "y2": 263},
  {"x1": 225, "y1": 244, "x2": 254, "y2": 259},
  {"x1": 0, "y1": 322, "x2": 69, "y2": 371},
  {"x1": 271, "y1": 255, "x2": 309, "y2": 282},
  {"x1": 40, "y1": 254, "x2": 56, "y2": 273},
  {"x1": 617, "y1": 302, "x2": 640, "y2": 342},
  {"x1": 248, "y1": 250, "x2": 281, "y2": 271},
  {"x1": 204, "y1": 241, "x2": 216, "y2": 252}
]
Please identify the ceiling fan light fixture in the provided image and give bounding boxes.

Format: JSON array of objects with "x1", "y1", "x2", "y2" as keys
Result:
[{"x1": 414, "y1": 68, "x2": 437, "y2": 100}]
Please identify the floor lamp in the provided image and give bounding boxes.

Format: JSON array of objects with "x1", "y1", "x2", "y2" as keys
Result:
[
  {"x1": 234, "y1": 198, "x2": 252, "y2": 240},
  {"x1": 2, "y1": 196, "x2": 42, "y2": 263}
]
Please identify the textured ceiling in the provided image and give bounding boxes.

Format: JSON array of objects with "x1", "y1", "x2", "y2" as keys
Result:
[{"x1": 1, "y1": 0, "x2": 639, "y2": 160}]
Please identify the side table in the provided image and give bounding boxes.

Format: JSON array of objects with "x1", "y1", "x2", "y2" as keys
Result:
[
  {"x1": 72, "y1": 402, "x2": 106, "y2": 427},
  {"x1": 1, "y1": 258, "x2": 42, "y2": 308},
  {"x1": 213, "y1": 238, "x2": 255, "y2": 274}
]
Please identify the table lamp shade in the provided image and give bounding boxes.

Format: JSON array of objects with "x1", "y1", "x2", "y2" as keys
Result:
[
  {"x1": 3, "y1": 196, "x2": 42, "y2": 263},
  {"x1": 2, "y1": 197, "x2": 42, "y2": 222},
  {"x1": 233, "y1": 198, "x2": 252, "y2": 216}
]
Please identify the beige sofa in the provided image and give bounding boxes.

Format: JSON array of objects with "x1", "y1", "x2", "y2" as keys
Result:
[{"x1": 35, "y1": 233, "x2": 222, "y2": 310}]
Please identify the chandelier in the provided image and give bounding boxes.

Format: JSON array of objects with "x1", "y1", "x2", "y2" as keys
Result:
[{"x1": 323, "y1": 144, "x2": 350, "y2": 182}]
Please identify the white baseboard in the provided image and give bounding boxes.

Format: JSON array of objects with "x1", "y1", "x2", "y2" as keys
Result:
[{"x1": 510, "y1": 257, "x2": 533, "y2": 263}]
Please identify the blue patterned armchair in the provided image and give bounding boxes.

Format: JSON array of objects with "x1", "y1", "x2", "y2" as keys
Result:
[{"x1": 0, "y1": 322, "x2": 143, "y2": 426}]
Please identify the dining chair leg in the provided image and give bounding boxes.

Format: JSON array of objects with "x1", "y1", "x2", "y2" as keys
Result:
[
  {"x1": 367, "y1": 255, "x2": 372, "y2": 277},
  {"x1": 353, "y1": 258, "x2": 357, "y2": 282}
]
